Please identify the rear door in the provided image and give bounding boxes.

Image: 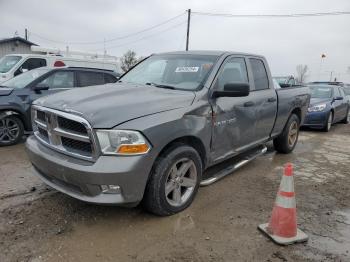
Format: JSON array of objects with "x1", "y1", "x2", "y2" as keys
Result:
[
  {"x1": 247, "y1": 58, "x2": 277, "y2": 143},
  {"x1": 210, "y1": 56, "x2": 257, "y2": 161}
]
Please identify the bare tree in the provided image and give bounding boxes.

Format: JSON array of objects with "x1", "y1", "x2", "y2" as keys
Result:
[
  {"x1": 120, "y1": 50, "x2": 142, "y2": 72},
  {"x1": 296, "y1": 64, "x2": 309, "y2": 83}
]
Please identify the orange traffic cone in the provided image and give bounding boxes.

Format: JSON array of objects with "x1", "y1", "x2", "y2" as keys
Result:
[{"x1": 258, "y1": 163, "x2": 308, "y2": 245}]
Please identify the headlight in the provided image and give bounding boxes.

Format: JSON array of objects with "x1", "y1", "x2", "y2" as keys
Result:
[
  {"x1": 96, "y1": 130, "x2": 150, "y2": 155},
  {"x1": 308, "y1": 103, "x2": 327, "y2": 112}
]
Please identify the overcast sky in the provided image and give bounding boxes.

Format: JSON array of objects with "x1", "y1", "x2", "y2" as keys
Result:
[{"x1": 1, "y1": 0, "x2": 350, "y2": 82}]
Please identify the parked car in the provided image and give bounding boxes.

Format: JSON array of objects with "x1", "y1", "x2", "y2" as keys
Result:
[
  {"x1": 0, "y1": 48, "x2": 121, "y2": 84},
  {"x1": 302, "y1": 85, "x2": 349, "y2": 131},
  {"x1": 0, "y1": 67, "x2": 119, "y2": 145},
  {"x1": 26, "y1": 51, "x2": 310, "y2": 216},
  {"x1": 308, "y1": 81, "x2": 344, "y2": 87},
  {"x1": 273, "y1": 75, "x2": 298, "y2": 88}
]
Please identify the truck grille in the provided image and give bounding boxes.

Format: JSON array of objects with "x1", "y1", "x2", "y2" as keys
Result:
[{"x1": 32, "y1": 106, "x2": 97, "y2": 161}]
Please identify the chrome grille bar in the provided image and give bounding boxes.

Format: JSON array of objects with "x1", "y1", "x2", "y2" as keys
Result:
[{"x1": 32, "y1": 105, "x2": 98, "y2": 162}]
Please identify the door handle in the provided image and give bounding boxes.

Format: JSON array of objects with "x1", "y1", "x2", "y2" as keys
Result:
[
  {"x1": 267, "y1": 97, "x2": 277, "y2": 102},
  {"x1": 244, "y1": 101, "x2": 255, "y2": 107}
]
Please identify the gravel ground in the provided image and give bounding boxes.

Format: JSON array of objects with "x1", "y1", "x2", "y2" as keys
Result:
[{"x1": 0, "y1": 124, "x2": 350, "y2": 262}]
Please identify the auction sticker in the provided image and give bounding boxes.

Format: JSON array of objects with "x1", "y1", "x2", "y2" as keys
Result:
[{"x1": 175, "y1": 67, "x2": 199, "y2": 73}]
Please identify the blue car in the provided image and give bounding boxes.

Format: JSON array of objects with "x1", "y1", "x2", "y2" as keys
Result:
[{"x1": 303, "y1": 85, "x2": 349, "y2": 131}]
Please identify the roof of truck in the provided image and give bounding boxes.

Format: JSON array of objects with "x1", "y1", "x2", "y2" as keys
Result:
[{"x1": 156, "y1": 50, "x2": 264, "y2": 58}]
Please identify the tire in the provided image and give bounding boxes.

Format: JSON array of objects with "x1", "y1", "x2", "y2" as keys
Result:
[
  {"x1": 273, "y1": 114, "x2": 300, "y2": 154},
  {"x1": 323, "y1": 111, "x2": 333, "y2": 132},
  {"x1": 143, "y1": 144, "x2": 202, "y2": 216},
  {"x1": 341, "y1": 107, "x2": 349, "y2": 124},
  {"x1": 0, "y1": 115, "x2": 24, "y2": 146}
]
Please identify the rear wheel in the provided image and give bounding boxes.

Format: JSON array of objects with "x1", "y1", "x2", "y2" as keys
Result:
[
  {"x1": 0, "y1": 115, "x2": 24, "y2": 146},
  {"x1": 273, "y1": 114, "x2": 300, "y2": 154},
  {"x1": 143, "y1": 144, "x2": 202, "y2": 216},
  {"x1": 323, "y1": 111, "x2": 333, "y2": 132}
]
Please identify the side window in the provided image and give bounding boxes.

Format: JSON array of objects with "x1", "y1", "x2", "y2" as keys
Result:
[
  {"x1": 338, "y1": 87, "x2": 345, "y2": 97},
  {"x1": 22, "y1": 58, "x2": 47, "y2": 70},
  {"x1": 39, "y1": 71, "x2": 74, "y2": 89},
  {"x1": 77, "y1": 71, "x2": 105, "y2": 87},
  {"x1": 249, "y1": 58, "x2": 269, "y2": 90},
  {"x1": 216, "y1": 57, "x2": 248, "y2": 91},
  {"x1": 104, "y1": 73, "x2": 118, "y2": 84}
]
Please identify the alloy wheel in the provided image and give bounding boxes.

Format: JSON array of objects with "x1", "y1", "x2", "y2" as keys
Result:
[
  {"x1": 0, "y1": 118, "x2": 20, "y2": 143},
  {"x1": 288, "y1": 121, "x2": 298, "y2": 147},
  {"x1": 165, "y1": 158, "x2": 197, "y2": 207}
]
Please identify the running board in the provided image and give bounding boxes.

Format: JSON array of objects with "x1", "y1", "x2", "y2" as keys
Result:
[{"x1": 200, "y1": 145, "x2": 267, "y2": 186}]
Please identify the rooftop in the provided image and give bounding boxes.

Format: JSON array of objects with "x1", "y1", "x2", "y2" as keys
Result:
[{"x1": 0, "y1": 36, "x2": 37, "y2": 46}]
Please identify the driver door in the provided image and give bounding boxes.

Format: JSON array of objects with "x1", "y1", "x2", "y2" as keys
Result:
[
  {"x1": 210, "y1": 56, "x2": 257, "y2": 163},
  {"x1": 26, "y1": 70, "x2": 76, "y2": 122}
]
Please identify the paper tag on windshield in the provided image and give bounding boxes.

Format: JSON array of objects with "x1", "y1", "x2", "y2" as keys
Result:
[{"x1": 175, "y1": 67, "x2": 199, "y2": 73}]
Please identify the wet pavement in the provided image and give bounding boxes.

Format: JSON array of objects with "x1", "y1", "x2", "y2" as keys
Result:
[{"x1": 1, "y1": 124, "x2": 350, "y2": 262}]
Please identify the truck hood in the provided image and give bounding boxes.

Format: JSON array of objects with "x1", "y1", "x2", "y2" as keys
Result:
[
  {"x1": 33, "y1": 83, "x2": 196, "y2": 128},
  {"x1": 0, "y1": 87, "x2": 14, "y2": 96}
]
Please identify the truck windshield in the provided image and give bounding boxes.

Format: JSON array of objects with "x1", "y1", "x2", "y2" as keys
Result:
[
  {"x1": 1, "y1": 68, "x2": 50, "y2": 89},
  {"x1": 0, "y1": 55, "x2": 22, "y2": 73},
  {"x1": 309, "y1": 86, "x2": 333, "y2": 99},
  {"x1": 120, "y1": 54, "x2": 218, "y2": 91}
]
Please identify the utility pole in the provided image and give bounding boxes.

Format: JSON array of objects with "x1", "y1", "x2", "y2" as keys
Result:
[
  {"x1": 25, "y1": 28, "x2": 28, "y2": 40},
  {"x1": 186, "y1": 9, "x2": 191, "y2": 51}
]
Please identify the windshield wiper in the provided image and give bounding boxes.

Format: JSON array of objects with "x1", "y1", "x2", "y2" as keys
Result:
[{"x1": 145, "y1": 82, "x2": 175, "y2": 90}]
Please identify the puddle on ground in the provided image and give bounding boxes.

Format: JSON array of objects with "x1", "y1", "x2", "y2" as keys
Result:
[{"x1": 309, "y1": 209, "x2": 350, "y2": 258}]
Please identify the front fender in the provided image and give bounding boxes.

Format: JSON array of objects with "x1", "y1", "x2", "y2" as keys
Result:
[
  {"x1": 115, "y1": 104, "x2": 212, "y2": 166},
  {"x1": 0, "y1": 110, "x2": 20, "y2": 119}
]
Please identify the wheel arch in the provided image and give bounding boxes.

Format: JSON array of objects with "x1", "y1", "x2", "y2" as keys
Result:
[
  {"x1": 156, "y1": 135, "x2": 207, "y2": 169},
  {"x1": 290, "y1": 107, "x2": 302, "y2": 123},
  {"x1": 0, "y1": 109, "x2": 29, "y2": 130}
]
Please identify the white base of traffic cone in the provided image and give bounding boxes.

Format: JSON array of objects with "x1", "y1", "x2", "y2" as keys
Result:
[{"x1": 258, "y1": 223, "x2": 308, "y2": 245}]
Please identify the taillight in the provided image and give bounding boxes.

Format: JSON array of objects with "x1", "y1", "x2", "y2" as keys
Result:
[{"x1": 54, "y1": 60, "x2": 66, "y2": 67}]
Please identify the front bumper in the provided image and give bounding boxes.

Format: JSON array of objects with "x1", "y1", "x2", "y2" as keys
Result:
[
  {"x1": 25, "y1": 135, "x2": 154, "y2": 205},
  {"x1": 302, "y1": 111, "x2": 328, "y2": 128}
]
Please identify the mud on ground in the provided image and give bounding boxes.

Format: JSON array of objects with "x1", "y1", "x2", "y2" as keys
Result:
[{"x1": 0, "y1": 124, "x2": 350, "y2": 262}]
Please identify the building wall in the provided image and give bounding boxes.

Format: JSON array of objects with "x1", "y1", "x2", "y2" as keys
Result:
[{"x1": 0, "y1": 41, "x2": 34, "y2": 58}]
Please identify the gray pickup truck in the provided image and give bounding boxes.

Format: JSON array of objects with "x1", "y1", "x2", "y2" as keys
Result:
[{"x1": 26, "y1": 51, "x2": 310, "y2": 216}]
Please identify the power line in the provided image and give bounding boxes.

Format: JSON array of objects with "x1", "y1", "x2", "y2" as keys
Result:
[
  {"x1": 29, "y1": 12, "x2": 186, "y2": 45},
  {"x1": 90, "y1": 20, "x2": 187, "y2": 52},
  {"x1": 192, "y1": 11, "x2": 350, "y2": 18}
]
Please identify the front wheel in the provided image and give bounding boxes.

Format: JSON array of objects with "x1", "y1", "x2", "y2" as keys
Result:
[
  {"x1": 323, "y1": 111, "x2": 333, "y2": 132},
  {"x1": 273, "y1": 114, "x2": 300, "y2": 154},
  {"x1": 143, "y1": 144, "x2": 202, "y2": 216},
  {"x1": 0, "y1": 115, "x2": 24, "y2": 146}
]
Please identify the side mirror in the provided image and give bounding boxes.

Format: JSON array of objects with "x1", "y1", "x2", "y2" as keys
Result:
[
  {"x1": 212, "y1": 83, "x2": 250, "y2": 98},
  {"x1": 33, "y1": 83, "x2": 49, "y2": 92},
  {"x1": 334, "y1": 96, "x2": 343, "y2": 101}
]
